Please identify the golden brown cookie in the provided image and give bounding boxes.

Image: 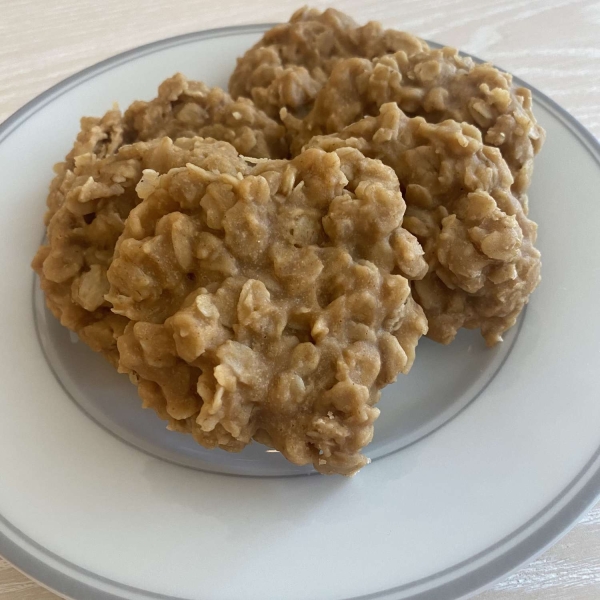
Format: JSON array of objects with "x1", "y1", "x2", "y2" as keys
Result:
[
  {"x1": 306, "y1": 103, "x2": 541, "y2": 346},
  {"x1": 287, "y1": 48, "x2": 545, "y2": 198},
  {"x1": 46, "y1": 74, "x2": 286, "y2": 225},
  {"x1": 33, "y1": 137, "x2": 248, "y2": 366},
  {"x1": 34, "y1": 71, "x2": 287, "y2": 364},
  {"x1": 125, "y1": 73, "x2": 288, "y2": 159},
  {"x1": 106, "y1": 146, "x2": 428, "y2": 474},
  {"x1": 229, "y1": 7, "x2": 427, "y2": 119},
  {"x1": 45, "y1": 107, "x2": 127, "y2": 223}
]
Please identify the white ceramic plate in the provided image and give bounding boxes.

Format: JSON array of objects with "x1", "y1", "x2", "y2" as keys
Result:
[{"x1": 1, "y1": 23, "x2": 600, "y2": 600}]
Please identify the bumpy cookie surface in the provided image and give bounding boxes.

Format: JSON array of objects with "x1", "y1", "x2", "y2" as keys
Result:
[
  {"x1": 229, "y1": 7, "x2": 427, "y2": 119},
  {"x1": 45, "y1": 108, "x2": 127, "y2": 223},
  {"x1": 34, "y1": 71, "x2": 286, "y2": 363},
  {"x1": 126, "y1": 73, "x2": 288, "y2": 159},
  {"x1": 307, "y1": 103, "x2": 541, "y2": 345},
  {"x1": 106, "y1": 146, "x2": 428, "y2": 474},
  {"x1": 33, "y1": 137, "x2": 247, "y2": 365},
  {"x1": 288, "y1": 48, "x2": 545, "y2": 197}
]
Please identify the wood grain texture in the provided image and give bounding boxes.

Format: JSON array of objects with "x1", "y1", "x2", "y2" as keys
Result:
[{"x1": 0, "y1": 0, "x2": 599, "y2": 598}]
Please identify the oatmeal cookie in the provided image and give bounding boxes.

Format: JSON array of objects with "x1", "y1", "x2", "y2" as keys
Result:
[
  {"x1": 125, "y1": 73, "x2": 288, "y2": 159},
  {"x1": 106, "y1": 146, "x2": 428, "y2": 475},
  {"x1": 288, "y1": 48, "x2": 545, "y2": 197},
  {"x1": 34, "y1": 70, "x2": 286, "y2": 364},
  {"x1": 45, "y1": 107, "x2": 127, "y2": 223},
  {"x1": 33, "y1": 137, "x2": 247, "y2": 366},
  {"x1": 306, "y1": 103, "x2": 541, "y2": 345},
  {"x1": 229, "y1": 7, "x2": 428, "y2": 119},
  {"x1": 46, "y1": 73, "x2": 285, "y2": 226}
]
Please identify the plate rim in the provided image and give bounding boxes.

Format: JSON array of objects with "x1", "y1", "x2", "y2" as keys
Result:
[{"x1": 1, "y1": 22, "x2": 600, "y2": 600}]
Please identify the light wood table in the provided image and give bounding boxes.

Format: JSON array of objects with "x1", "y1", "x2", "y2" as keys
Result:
[{"x1": 1, "y1": 0, "x2": 599, "y2": 598}]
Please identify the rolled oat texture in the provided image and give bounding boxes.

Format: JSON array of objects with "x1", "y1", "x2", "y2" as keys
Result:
[
  {"x1": 287, "y1": 47, "x2": 545, "y2": 198},
  {"x1": 126, "y1": 73, "x2": 288, "y2": 159},
  {"x1": 106, "y1": 146, "x2": 428, "y2": 475},
  {"x1": 33, "y1": 137, "x2": 248, "y2": 366},
  {"x1": 307, "y1": 103, "x2": 541, "y2": 345},
  {"x1": 33, "y1": 74, "x2": 286, "y2": 364},
  {"x1": 229, "y1": 7, "x2": 428, "y2": 119}
]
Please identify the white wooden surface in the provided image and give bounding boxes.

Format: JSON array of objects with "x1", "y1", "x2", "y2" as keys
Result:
[{"x1": 0, "y1": 0, "x2": 599, "y2": 598}]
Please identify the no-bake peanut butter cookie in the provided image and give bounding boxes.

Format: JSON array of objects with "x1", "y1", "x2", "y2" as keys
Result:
[
  {"x1": 306, "y1": 103, "x2": 540, "y2": 345},
  {"x1": 106, "y1": 146, "x2": 427, "y2": 474}
]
